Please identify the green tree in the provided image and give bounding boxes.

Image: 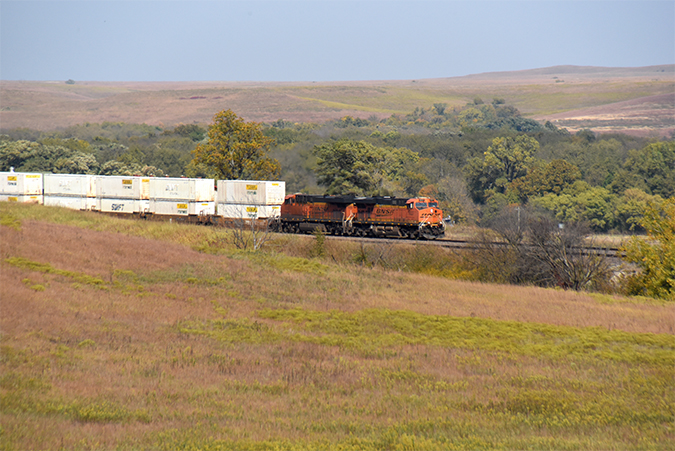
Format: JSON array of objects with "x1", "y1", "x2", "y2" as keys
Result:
[
  {"x1": 615, "y1": 188, "x2": 662, "y2": 232},
  {"x1": 465, "y1": 135, "x2": 539, "y2": 203},
  {"x1": 509, "y1": 159, "x2": 581, "y2": 202},
  {"x1": 621, "y1": 198, "x2": 675, "y2": 300},
  {"x1": 171, "y1": 124, "x2": 206, "y2": 142},
  {"x1": 610, "y1": 141, "x2": 675, "y2": 198},
  {"x1": 313, "y1": 139, "x2": 385, "y2": 195},
  {"x1": 432, "y1": 103, "x2": 447, "y2": 115},
  {"x1": 192, "y1": 110, "x2": 280, "y2": 180},
  {"x1": 532, "y1": 186, "x2": 617, "y2": 232}
]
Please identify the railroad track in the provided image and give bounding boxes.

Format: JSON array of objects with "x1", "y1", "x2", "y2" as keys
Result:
[{"x1": 317, "y1": 234, "x2": 624, "y2": 259}]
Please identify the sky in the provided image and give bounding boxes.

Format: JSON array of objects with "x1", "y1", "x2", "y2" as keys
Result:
[{"x1": 1, "y1": 0, "x2": 673, "y2": 82}]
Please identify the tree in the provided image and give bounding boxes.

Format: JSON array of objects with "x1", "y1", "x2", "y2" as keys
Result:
[
  {"x1": 508, "y1": 159, "x2": 581, "y2": 202},
  {"x1": 465, "y1": 135, "x2": 539, "y2": 203},
  {"x1": 621, "y1": 198, "x2": 675, "y2": 300},
  {"x1": 531, "y1": 186, "x2": 616, "y2": 232},
  {"x1": 192, "y1": 110, "x2": 280, "y2": 180},
  {"x1": 432, "y1": 103, "x2": 447, "y2": 115},
  {"x1": 615, "y1": 189, "x2": 662, "y2": 232},
  {"x1": 610, "y1": 141, "x2": 675, "y2": 198},
  {"x1": 527, "y1": 216, "x2": 610, "y2": 291},
  {"x1": 313, "y1": 139, "x2": 385, "y2": 195}
]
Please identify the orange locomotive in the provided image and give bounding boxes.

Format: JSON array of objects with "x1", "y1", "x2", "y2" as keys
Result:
[{"x1": 273, "y1": 194, "x2": 445, "y2": 239}]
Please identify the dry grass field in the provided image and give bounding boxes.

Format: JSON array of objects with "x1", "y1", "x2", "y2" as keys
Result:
[
  {"x1": 1, "y1": 65, "x2": 673, "y2": 136},
  {"x1": 1, "y1": 202, "x2": 673, "y2": 450}
]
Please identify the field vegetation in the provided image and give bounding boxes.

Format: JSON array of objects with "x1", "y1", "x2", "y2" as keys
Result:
[{"x1": 1, "y1": 202, "x2": 673, "y2": 450}]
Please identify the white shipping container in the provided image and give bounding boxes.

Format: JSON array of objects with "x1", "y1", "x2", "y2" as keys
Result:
[
  {"x1": 0, "y1": 172, "x2": 43, "y2": 195},
  {"x1": 149, "y1": 177, "x2": 214, "y2": 202},
  {"x1": 0, "y1": 194, "x2": 43, "y2": 204},
  {"x1": 150, "y1": 200, "x2": 216, "y2": 216},
  {"x1": 44, "y1": 196, "x2": 95, "y2": 210},
  {"x1": 44, "y1": 174, "x2": 96, "y2": 197},
  {"x1": 216, "y1": 180, "x2": 285, "y2": 205},
  {"x1": 96, "y1": 198, "x2": 145, "y2": 214},
  {"x1": 95, "y1": 176, "x2": 150, "y2": 199},
  {"x1": 217, "y1": 203, "x2": 280, "y2": 220}
]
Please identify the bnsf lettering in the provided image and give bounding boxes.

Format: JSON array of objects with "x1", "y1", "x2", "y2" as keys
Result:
[{"x1": 375, "y1": 208, "x2": 395, "y2": 216}]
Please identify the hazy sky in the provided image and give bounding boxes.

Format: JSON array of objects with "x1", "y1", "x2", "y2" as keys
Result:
[{"x1": 1, "y1": 0, "x2": 673, "y2": 82}]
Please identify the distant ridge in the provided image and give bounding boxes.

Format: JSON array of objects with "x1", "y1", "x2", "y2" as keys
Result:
[
  {"x1": 437, "y1": 64, "x2": 675, "y2": 82},
  {"x1": 1, "y1": 65, "x2": 673, "y2": 134}
]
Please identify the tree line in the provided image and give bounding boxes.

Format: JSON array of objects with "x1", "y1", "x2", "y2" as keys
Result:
[{"x1": 1, "y1": 103, "x2": 673, "y2": 235}]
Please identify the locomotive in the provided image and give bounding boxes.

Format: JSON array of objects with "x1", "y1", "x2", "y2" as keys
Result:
[{"x1": 272, "y1": 194, "x2": 445, "y2": 239}]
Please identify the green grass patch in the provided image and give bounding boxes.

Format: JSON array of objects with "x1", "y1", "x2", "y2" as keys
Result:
[
  {"x1": 5, "y1": 256, "x2": 106, "y2": 287},
  {"x1": 0, "y1": 212, "x2": 21, "y2": 230},
  {"x1": 181, "y1": 306, "x2": 675, "y2": 366}
]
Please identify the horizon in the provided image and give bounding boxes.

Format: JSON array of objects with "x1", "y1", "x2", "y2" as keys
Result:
[{"x1": 3, "y1": 63, "x2": 673, "y2": 84}]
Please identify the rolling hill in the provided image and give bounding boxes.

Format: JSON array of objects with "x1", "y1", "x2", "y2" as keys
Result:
[{"x1": 1, "y1": 65, "x2": 673, "y2": 136}]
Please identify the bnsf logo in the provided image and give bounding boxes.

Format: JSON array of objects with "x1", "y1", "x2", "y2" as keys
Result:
[
  {"x1": 111, "y1": 203, "x2": 125, "y2": 211},
  {"x1": 375, "y1": 208, "x2": 395, "y2": 216}
]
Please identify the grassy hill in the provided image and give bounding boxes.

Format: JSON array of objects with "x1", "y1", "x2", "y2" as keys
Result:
[
  {"x1": 1, "y1": 65, "x2": 673, "y2": 137},
  {"x1": 1, "y1": 202, "x2": 673, "y2": 450}
]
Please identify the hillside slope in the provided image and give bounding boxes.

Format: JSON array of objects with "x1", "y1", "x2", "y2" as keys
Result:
[
  {"x1": 1, "y1": 65, "x2": 673, "y2": 136},
  {"x1": 1, "y1": 203, "x2": 673, "y2": 450}
]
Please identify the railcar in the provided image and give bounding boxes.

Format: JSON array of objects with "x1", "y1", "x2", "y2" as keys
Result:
[{"x1": 272, "y1": 194, "x2": 445, "y2": 239}]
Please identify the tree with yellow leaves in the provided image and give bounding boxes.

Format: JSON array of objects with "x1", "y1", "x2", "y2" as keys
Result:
[
  {"x1": 192, "y1": 110, "x2": 280, "y2": 180},
  {"x1": 621, "y1": 198, "x2": 675, "y2": 300}
]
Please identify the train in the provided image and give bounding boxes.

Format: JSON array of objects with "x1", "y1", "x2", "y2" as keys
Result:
[{"x1": 1, "y1": 171, "x2": 445, "y2": 240}]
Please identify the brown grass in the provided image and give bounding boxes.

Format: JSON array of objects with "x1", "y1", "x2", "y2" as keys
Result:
[
  {"x1": 1, "y1": 65, "x2": 673, "y2": 135},
  {"x1": 1, "y1": 205, "x2": 673, "y2": 450}
]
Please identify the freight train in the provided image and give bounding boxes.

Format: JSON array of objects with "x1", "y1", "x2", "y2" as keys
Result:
[{"x1": 1, "y1": 171, "x2": 445, "y2": 239}]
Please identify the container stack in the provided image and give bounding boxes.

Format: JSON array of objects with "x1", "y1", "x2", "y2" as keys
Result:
[
  {"x1": 0, "y1": 171, "x2": 43, "y2": 203},
  {"x1": 148, "y1": 177, "x2": 215, "y2": 216},
  {"x1": 216, "y1": 180, "x2": 285, "y2": 219},
  {"x1": 94, "y1": 176, "x2": 150, "y2": 214},
  {"x1": 43, "y1": 173, "x2": 96, "y2": 210}
]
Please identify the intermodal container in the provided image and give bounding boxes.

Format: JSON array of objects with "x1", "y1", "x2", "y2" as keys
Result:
[
  {"x1": 149, "y1": 177, "x2": 214, "y2": 202},
  {"x1": 44, "y1": 196, "x2": 95, "y2": 210},
  {"x1": 216, "y1": 203, "x2": 281, "y2": 219},
  {"x1": 0, "y1": 172, "x2": 43, "y2": 195},
  {"x1": 0, "y1": 194, "x2": 43, "y2": 204},
  {"x1": 44, "y1": 174, "x2": 96, "y2": 197},
  {"x1": 149, "y1": 200, "x2": 216, "y2": 216},
  {"x1": 96, "y1": 198, "x2": 148, "y2": 214},
  {"x1": 95, "y1": 176, "x2": 150, "y2": 199},
  {"x1": 216, "y1": 180, "x2": 285, "y2": 205}
]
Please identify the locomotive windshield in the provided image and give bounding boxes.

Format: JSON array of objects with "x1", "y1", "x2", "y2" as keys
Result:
[
  {"x1": 428, "y1": 201, "x2": 438, "y2": 208},
  {"x1": 415, "y1": 202, "x2": 428, "y2": 209}
]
